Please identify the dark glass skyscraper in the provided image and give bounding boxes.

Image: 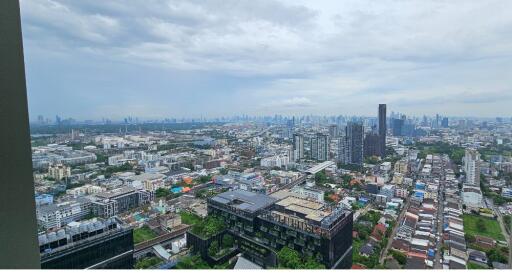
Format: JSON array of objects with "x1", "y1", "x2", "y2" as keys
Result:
[
  {"x1": 346, "y1": 122, "x2": 364, "y2": 166},
  {"x1": 378, "y1": 104, "x2": 386, "y2": 157}
]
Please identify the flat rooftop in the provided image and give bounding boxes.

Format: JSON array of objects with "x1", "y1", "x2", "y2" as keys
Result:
[
  {"x1": 275, "y1": 196, "x2": 330, "y2": 223},
  {"x1": 210, "y1": 190, "x2": 277, "y2": 213},
  {"x1": 95, "y1": 186, "x2": 138, "y2": 199}
]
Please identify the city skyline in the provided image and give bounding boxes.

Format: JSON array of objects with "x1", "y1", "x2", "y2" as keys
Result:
[{"x1": 21, "y1": 0, "x2": 512, "y2": 120}]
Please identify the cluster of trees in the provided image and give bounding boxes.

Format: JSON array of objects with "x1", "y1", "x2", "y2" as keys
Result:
[
  {"x1": 480, "y1": 174, "x2": 512, "y2": 205},
  {"x1": 207, "y1": 234, "x2": 235, "y2": 258},
  {"x1": 504, "y1": 215, "x2": 511, "y2": 233},
  {"x1": 179, "y1": 211, "x2": 202, "y2": 225},
  {"x1": 390, "y1": 250, "x2": 406, "y2": 266},
  {"x1": 466, "y1": 234, "x2": 509, "y2": 266},
  {"x1": 364, "y1": 156, "x2": 381, "y2": 165},
  {"x1": 175, "y1": 254, "x2": 233, "y2": 269},
  {"x1": 135, "y1": 257, "x2": 162, "y2": 269},
  {"x1": 277, "y1": 247, "x2": 325, "y2": 269},
  {"x1": 175, "y1": 255, "x2": 211, "y2": 269},
  {"x1": 479, "y1": 144, "x2": 512, "y2": 160},
  {"x1": 191, "y1": 216, "x2": 226, "y2": 238},
  {"x1": 416, "y1": 142, "x2": 465, "y2": 164},
  {"x1": 155, "y1": 188, "x2": 170, "y2": 198},
  {"x1": 314, "y1": 170, "x2": 334, "y2": 187}
]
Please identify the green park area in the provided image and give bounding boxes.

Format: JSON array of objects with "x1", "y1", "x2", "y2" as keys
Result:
[
  {"x1": 463, "y1": 214, "x2": 505, "y2": 241},
  {"x1": 180, "y1": 211, "x2": 202, "y2": 225},
  {"x1": 133, "y1": 226, "x2": 158, "y2": 244}
]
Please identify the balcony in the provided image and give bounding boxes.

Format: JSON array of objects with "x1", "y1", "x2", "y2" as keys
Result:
[
  {"x1": 286, "y1": 230, "x2": 297, "y2": 237},
  {"x1": 269, "y1": 230, "x2": 279, "y2": 236}
]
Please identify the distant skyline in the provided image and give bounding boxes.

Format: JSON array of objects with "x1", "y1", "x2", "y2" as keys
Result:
[{"x1": 21, "y1": 0, "x2": 512, "y2": 120}]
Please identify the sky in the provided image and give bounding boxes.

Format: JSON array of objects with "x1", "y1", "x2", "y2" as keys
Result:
[{"x1": 20, "y1": 0, "x2": 512, "y2": 120}]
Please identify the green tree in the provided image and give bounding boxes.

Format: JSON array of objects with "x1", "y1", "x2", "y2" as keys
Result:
[
  {"x1": 391, "y1": 250, "x2": 406, "y2": 265},
  {"x1": 155, "y1": 188, "x2": 169, "y2": 198},
  {"x1": 277, "y1": 247, "x2": 302, "y2": 269},
  {"x1": 135, "y1": 257, "x2": 162, "y2": 269},
  {"x1": 175, "y1": 255, "x2": 210, "y2": 269},
  {"x1": 222, "y1": 234, "x2": 234, "y2": 248}
]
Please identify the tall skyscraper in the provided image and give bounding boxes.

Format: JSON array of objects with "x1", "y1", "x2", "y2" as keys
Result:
[
  {"x1": 441, "y1": 117, "x2": 449, "y2": 128},
  {"x1": 345, "y1": 122, "x2": 364, "y2": 166},
  {"x1": 464, "y1": 149, "x2": 481, "y2": 186},
  {"x1": 364, "y1": 132, "x2": 380, "y2": 158},
  {"x1": 310, "y1": 133, "x2": 328, "y2": 161},
  {"x1": 292, "y1": 133, "x2": 304, "y2": 162},
  {"x1": 391, "y1": 117, "x2": 405, "y2": 136},
  {"x1": 378, "y1": 104, "x2": 386, "y2": 157},
  {"x1": 329, "y1": 124, "x2": 339, "y2": 138}
]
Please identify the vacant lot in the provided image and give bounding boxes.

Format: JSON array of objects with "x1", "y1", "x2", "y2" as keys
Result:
[
  {"x1": 463, "y1": 214, "x2": 505, "y2": 241},
  {"x1": 133, "y1": 226, "x2": 158, "y2": 244}
]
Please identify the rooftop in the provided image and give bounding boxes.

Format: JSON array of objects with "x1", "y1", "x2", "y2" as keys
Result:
[
  {"x1": 95, "y1": 186, "x2": 138, "y2": 199},
  {"x1": 210, "y1": 190, "x2": 277, "y2": 213}
]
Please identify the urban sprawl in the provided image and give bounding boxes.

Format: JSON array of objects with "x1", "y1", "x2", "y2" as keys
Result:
[{"x1": 31, "y1": 105, "x2": 512, "y2": 269}]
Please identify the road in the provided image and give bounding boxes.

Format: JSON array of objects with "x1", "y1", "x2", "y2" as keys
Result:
[{"x1": 379, "y1": 196, "x2": 410, "y2": 264}]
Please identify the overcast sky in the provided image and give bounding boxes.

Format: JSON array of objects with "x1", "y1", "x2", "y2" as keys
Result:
[{"x1": 20, "y1": 0, "x2": 512, "y2": 120}]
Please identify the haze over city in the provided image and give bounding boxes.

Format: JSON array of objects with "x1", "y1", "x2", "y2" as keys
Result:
[{"x1": 21, "y1": 0, "x2": 512, "y2": 120}]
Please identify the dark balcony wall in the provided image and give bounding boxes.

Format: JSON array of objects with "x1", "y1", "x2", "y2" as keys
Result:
[{"x1": 0, "y1": 0, "x2": 41, "y2": 268}]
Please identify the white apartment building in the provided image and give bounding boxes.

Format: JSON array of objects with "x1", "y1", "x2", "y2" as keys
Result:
[
  {"x1": 260, "y1": 155, "x2": 289, "y2": 168},
  {"x1": 464, "y1": 149, "x2": 481, "y2": 186}
]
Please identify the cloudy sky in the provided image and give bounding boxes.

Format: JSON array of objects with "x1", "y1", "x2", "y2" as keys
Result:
[{"x1": 20, "y1": 0, "x2": 512, "y2": 120}]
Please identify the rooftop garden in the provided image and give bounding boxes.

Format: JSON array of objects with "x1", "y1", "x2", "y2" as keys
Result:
[
  {"x1": 133, "y1": 225, "x2": 158, "y2": 244},
  {"x1": 179, "y1": 211, "x2": 202, "y2": 226},
  {"x1": 190, "y1": 216, "x2": 226, "y2": 238}
]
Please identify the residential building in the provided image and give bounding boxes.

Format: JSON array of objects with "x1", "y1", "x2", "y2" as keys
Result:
[
  {"x1": 90, "y1": 186, "x2": 153, "y2": 218},
  {"x1": 36, "y1": 197, "x2": 92, "y2": 230},
  {"x1": 464, "y1": 149, "x2": 481, "y2": 186},
  {"x1": 310, "y1": 133, "x2": 329, "y2": 161},
  {"x1": 48, "y1": 164, "x2": 71, "y2": 181},
  {"x1": 292, "y1": 134, "x2": 304, "y2": 162},
  {"x1": 462, "y1": 185, "x2": 483, "y2": 211}
]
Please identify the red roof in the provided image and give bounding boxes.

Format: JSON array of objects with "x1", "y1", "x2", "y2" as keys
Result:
[
  {"x1": 371, "y1": 223, "x2": 387, "y2": 241},
  {"x1": 352, "y1": 264, "x2": 367, "y2": 269}
]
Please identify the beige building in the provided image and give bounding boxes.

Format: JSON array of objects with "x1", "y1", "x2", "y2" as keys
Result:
[{"x1": 48, "y1": 163, "x2": 71, "y2": 181}]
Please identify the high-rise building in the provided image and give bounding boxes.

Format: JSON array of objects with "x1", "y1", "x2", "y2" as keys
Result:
[
  {"x1": 364, "y1": 132, "x2": 380, "y2": 158},
  {"x1": 464, "y1": 149, "x2": 481, "y2": 186},
  {"x1": 292, "y1": 133, "x2": 304, "y2": 162},
  {"x1": 310, "y1": 133, "x2": 329, "y2": 161},
  {"x1": 345, "y1": 122, "x2": 364, "y2": 166},
  {"x1": 39, "y1": 217, "x2": 134, "y2": 269},
  {"x1": 329, "y1": 124, "x2": 339, "y2": 138},
  {"x1": 378, "y1": 104, "x2": 386, "y2": 157},
  {"x1": 391, "y1": 117, "x2": 404, "y2": 136},
  {"x1": 194, "y1": 190, "x2": 353, "y2": 269},
  {"x1": 441, "y1": 117, "x2": 449, "y2": 128}
]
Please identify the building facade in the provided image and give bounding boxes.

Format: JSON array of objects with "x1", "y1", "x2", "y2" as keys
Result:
[
  {"x1": 378, "y1": 104, "x2": 386, "y2": 157},
  {"x1": 39, "y1": 217, "x2": 134, "y2": 269},
  {"x1": 198, "y1": 190, "x2": 353, "y2": 269}
]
